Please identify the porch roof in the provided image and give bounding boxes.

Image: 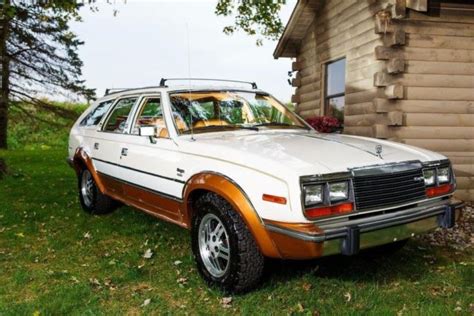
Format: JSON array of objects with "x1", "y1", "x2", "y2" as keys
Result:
[{"x1": 273, "y1": 0, "x2": 320, "y2": 59}]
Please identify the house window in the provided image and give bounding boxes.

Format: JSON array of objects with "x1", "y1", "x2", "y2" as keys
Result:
[{"x1": 325, "y1": 58, "x2": 346, "y2": 123}]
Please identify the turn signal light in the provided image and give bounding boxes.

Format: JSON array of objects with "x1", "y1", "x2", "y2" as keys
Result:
[
  {"x1": 262, "y1": 194, "x2": 287, "y2": 205},
  {"x1": 305, "y1": 203, "x2": 354, "y2": 219},
  {"x1": 426, "y1": 184, "x2": 453, "y2": 197}
]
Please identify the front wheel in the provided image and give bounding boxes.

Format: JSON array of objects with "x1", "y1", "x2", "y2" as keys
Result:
[{"x1": 191, "y1": 192, "x2": 264, "y2": 293}]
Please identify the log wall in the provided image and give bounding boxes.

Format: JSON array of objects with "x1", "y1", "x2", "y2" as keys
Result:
[{"x1": 371, "y1": 1, "x2": 474, "y2": 201}]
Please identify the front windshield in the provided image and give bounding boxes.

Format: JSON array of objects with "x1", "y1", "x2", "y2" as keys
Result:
[{"x1": 169, "y1": 91, "x2": 309, "y2": 135}]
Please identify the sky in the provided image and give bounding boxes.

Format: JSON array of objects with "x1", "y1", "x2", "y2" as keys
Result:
[{"x1": 71, "y1": 0, "x2": 297, "y2": 102}]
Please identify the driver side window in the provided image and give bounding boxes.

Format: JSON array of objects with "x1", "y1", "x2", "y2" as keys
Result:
[{"x1": 133, "y1": 97, "x2": 168, "y2": 138}]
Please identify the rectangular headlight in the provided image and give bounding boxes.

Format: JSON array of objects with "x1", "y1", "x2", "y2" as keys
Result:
[
  {"x1": 423, "y1": 169, "x2": 435, "y2": 186},
  {"x1": 437, "y1": 167, "x2": 450, "y2": 184},
  {"x1": 304, "y1": 184, "x2": 323, "y2": 206},
  {"x1": 329, "y1": 181, "x2": 349, "y2": 202}
]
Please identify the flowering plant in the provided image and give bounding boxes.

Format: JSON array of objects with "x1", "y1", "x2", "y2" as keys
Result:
[{"x1": 305, "y1": 116, "x2": 342, "y2": 133}]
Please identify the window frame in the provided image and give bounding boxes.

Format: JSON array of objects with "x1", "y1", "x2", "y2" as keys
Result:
[
  {"x1": 100, "y1": 95, "x2": 140, "y2": 134},
  {"x1": 323, "y1": 57, "x2": 346, "y2": 119},
  {"x1": 129, "y1": 94, "x2": 171, "y2": 139},
  {"x1": 79, "y1": 98, "x2": 116, "y2": 128}
]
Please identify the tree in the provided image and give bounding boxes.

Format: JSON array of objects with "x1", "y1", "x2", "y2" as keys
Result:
[
  {"x1": 0, "y1": 0, "x2": 94, "y2": 175},
  {"x1": 215, "y1": 0, "x2": 285, "y2": 46}
]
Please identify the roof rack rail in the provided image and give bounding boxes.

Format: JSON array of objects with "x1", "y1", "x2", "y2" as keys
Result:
[
  {"x1": 159, "y1": 78, "x2": 258, "y2": 89},
  {"x1": 104, "y1": 88, "x2": 133, "y2": 95}
]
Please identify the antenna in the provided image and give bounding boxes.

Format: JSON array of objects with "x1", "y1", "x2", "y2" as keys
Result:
[{"x1": 185, "y1": 22, "x2": 195, "y2": 141}]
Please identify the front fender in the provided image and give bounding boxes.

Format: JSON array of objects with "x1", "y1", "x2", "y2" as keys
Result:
[{"x1": 182, "y1": 172, "x2": 281, "y2": 258}]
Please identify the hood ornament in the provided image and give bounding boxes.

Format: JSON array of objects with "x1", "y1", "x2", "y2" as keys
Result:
[{"x1": 375, "y1": 144, "x2": 383, "y2": 158}]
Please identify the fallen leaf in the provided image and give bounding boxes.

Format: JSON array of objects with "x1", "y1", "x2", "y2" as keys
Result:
[
  {"x1": 344, "y1": 292, "x2": 352, "y2": 302},
  {"x1": 454, "y1": 306, "x2": 462, "y2": 312},
  {"x1": 83, "y1": 232, "x2": 91, "y2": 239},
  {"x1": 15, "y1": 232, "x2": 25, "y2": 238},
  {"x1": 143, "y1": 249, "x2": 153, "y2": 259},
  {"x1": 297, "y1": 303, "x2": 305, "y2": 312},
  {"x1": 302, "y1": 282, "x2": 312, "y2": 291},
  {"x1": 221, "y1": 297, "x2": 232, "y2": 308},
  {"x1": 141, "y1": 299, "x2": 151, "y2": 307},
  {"x1": 177, "y1": 277, "x2": 188, "y2": 285},
  {"x1": 174, "y1": 260, "x2": 182, "y2": 266}
]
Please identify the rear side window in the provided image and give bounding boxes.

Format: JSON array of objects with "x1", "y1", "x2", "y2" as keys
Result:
[
  {"x1": 80, "y1": 99, "x2": 115, "y2": 127},
  {"x1": 103, "y1": 97, "x2": 138, "y2": 133}
]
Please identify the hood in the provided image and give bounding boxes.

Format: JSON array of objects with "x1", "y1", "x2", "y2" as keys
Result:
[{"x1": 179, "y1": 130, "x2": 445, "y2": 178}]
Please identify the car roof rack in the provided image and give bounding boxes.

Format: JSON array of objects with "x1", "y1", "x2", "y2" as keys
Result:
[
  {"x1": 104, "y1": 88, "x2": 133, "y2": 95},
  {"x1": 159, "y1": 78, "x2": 258, "y2": 89}
]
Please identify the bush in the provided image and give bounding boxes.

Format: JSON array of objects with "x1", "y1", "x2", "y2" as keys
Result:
[{"x1": 305, "y1": 116, "x2": 342, "y2": 133}]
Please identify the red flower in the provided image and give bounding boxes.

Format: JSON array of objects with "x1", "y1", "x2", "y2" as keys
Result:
[{"x1": 305, "y1": 116, "x2": 341, "y2": 133}]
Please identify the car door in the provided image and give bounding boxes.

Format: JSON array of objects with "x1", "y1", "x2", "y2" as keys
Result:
[
  {"x1": 112, "y1": 95, "x2": 185, "y2": 223},
  {"x1": 89, "y1": 96, "x2": 140, "y2": 196}
]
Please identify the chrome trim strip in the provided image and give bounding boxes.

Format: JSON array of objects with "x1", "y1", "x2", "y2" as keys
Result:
[{"x1": 265, "y1": 199, "x2": 464, "y2": 243}]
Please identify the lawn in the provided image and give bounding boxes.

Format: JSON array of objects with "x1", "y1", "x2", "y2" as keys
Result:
[{"x1": 0, "y1": 104, "x2": 472, "y2": 315}]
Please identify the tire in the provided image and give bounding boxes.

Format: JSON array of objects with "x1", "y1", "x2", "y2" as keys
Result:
[
  {"x1": 191, "y1": 192, "x2": 264, "y2": 293},
  {"x1": 365, "y1": 239, "x2": 408, "y2": 255},
  {"x1": 78, "y1": 168, "x2": 118, "y2": 215}
]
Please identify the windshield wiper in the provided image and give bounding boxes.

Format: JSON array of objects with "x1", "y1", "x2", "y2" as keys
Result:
[{"x1": 254, "y1": 122, "x2": 309, "y2": 129}]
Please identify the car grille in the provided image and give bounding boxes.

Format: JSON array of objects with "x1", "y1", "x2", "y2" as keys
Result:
[{"x1": 353, "y1": 167, "x2": 426, "y2": 211}]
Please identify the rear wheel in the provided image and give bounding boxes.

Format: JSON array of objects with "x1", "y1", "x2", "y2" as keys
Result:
[
  {"x1": 191, "y1": 192, "x2": 264, "y2": 293},
  {"x1": 78, "y1": 169, "x2": 118, "y2": 215}
]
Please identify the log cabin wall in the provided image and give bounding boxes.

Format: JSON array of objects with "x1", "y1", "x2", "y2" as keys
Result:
[{"x1": 372, "y1": 0, "x2": 474, "y2": 201}]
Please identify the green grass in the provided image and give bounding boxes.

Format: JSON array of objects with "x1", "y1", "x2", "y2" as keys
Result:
[{"x1": 0, "y1": 104, "x2": 472, "y2": 315}]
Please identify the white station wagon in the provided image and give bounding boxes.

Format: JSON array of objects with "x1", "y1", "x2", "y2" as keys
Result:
[{"x1": 68, "y1": 78, "x2": 463, "y2": 293}]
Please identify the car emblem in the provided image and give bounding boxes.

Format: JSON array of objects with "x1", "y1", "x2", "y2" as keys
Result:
[
  {"x1": 375, "y1": 144, "x2": 383, "y2": 158},
  {"x1": 413, "y1": 176, "x2": 424, "y2": 182}
]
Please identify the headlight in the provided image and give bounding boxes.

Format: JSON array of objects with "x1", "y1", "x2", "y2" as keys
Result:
[
  {"x1": 329, "y1": 181, "x2": 349, "y2": 202},
  {"x1": 304, "y1": 184, "x2": 323, "y2": 206},
  {"x1": 423, "y1": 169, "x2": 435, "y2": 186},
  {"x1": 437, "y1": 167, "x2": 450, "y2": 184}
]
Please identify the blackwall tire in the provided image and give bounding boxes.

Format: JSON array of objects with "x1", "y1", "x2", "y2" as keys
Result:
[
  {"x1": 78, "y1": 169, "x2": 118, "y2": 215},
  {"x1": 191, "y1": 192, "x2": 264, "y2": 293}
]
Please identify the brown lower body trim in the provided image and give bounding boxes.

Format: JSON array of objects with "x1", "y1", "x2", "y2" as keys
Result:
[
  {"x1": 262, "y1": 219, "x2": 324, "y2": 259},
  {"x1": 99, "y1": 172, "x2": 188, "y2": 229}
]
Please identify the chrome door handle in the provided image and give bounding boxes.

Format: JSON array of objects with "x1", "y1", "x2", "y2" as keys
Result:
[{"x1": 121, "y1": 148, "x2": 128, "y2": 156}]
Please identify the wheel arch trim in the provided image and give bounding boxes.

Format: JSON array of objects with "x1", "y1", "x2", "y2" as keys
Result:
[
  {"x1": 182, "y1": 171, "x2": 281, "y2": 258},
  {"x1": 71, "y1": 147, "x2": 106, "y2": 193}
]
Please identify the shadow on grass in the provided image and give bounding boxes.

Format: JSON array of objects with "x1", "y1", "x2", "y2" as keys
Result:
[{"x1": 261, "y1": 240, "x2": 435, "y2": 287}]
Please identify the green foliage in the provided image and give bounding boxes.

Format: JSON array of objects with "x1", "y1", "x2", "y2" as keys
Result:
[
  {"x1": 6, "y1": 1, "x2": 95, "y2": 100},
  {"x1": 215, "y1": 0, "x2": 285, "y2": 46},
  {"x1": 7, "y1": 101, "x2": 86, "y2": 150}
]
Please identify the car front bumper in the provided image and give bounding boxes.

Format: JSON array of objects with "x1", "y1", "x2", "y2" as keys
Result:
[{"x1": 263, "y1": 198, "x2": 464, "y2": 259}]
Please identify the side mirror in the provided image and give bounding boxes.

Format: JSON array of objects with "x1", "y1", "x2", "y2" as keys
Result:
[
  {"x1": 139, "y1": 126, "x2": 155, "y2": 137},
  {"x1": 139, "y1": 126, "x2": 157, "y2": 144}
]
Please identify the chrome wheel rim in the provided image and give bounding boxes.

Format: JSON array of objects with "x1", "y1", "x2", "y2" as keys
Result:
[
  {"x1": 80, "y1": 170, "x2": 94, "y2": 207},
  {"x1": 198, "y1": 213, "x2": 230, "y2": 278}
]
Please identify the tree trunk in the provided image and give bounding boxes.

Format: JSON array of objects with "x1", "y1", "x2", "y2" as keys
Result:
[{"x1": 0, "y1": 0, "x2": 10, "y2": 150}]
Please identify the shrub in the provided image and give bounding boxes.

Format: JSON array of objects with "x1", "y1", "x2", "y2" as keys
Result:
[{"x1": 305, "y1": 116, "x2": 342, "y2": 133}]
